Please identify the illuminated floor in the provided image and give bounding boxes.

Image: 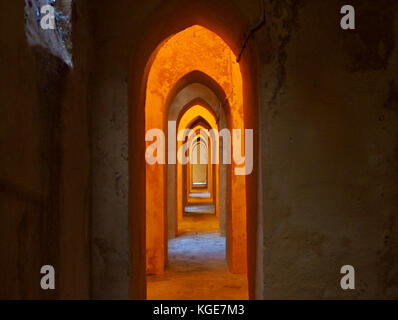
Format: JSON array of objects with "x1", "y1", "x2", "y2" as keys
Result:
[
  {"x1": 178, "y1": 214, "x2": 219, "y2": 235},
  {"x1": 147, "y1": 217, "x2": 248, "y2": 300},
  {"x1": 184, "y1": 204, "x2": 215, "y2": 214}
]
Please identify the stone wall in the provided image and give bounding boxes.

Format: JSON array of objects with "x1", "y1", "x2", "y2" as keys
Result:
[{"x1": 0, "y1": 0, "x2": 92, "y2": 299}]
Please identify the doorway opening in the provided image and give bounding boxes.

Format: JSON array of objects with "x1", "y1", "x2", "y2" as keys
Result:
[
  {"x1": 144, "y1": 25, "x2": 249, "y2": 299},
  {"x1": 128, "y1": 1, "x2": 260, "y2": 300}
]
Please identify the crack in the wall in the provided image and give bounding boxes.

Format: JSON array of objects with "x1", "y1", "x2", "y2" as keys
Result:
[
  {"x1": 237, "y1": 0, "x2": 266, "y2": 63},
  {"x1": 265, "y1": 0, "x2": 307, "y2": 105}
]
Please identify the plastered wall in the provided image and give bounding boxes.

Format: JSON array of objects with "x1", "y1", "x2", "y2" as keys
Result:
[
  {"x1": 258, "y1": 0, "x2": 398, "y2": 299},
  {"x1": 0, "y1": 0, "x2": 91, "y2": 299}
]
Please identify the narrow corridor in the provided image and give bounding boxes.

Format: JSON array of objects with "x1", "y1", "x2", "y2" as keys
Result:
[{"x1": 147, "y1": 216, "x2": 248, "y2": 300}]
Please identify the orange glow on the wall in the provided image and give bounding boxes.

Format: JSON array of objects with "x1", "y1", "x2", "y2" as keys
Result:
[{"x1": 145, "y1": 25, "x2": 247, "y2": 275}]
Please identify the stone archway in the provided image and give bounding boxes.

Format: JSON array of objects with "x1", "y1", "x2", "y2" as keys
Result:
[
  {"x1": 167, "y1": 84, "x2": 228, "y2": 240},
  {"x1": 145, "y1": 25, "x2": 249, "y2": 280},
  {"x1": 128, "y1": 1, "x2": 260, "y2": 299}
]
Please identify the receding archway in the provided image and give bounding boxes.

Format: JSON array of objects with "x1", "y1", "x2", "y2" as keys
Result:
[
  {"x1": 176, "y1": 104, "x2": 220, "y2": 234},
  {"x1": 128, "y1": 1, "x2": 260, "y2": 300},
  {"x1": 145, "y1": 25, "x2": 247, "y2": 280},
  {"x1": 167, "y1": 84, "x2": 228, "y2": 239}
]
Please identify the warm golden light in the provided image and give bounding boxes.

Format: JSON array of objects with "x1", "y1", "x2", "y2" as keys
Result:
[{"x1": 145, "y1": 25, "x2": 247, "y2": 280}]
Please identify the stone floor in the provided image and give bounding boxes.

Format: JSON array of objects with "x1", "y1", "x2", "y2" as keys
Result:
[
  {"x1": 184, "y1": 204, "x2": 215, "y2": 214},
  {"x1": 177, "y1": 214, "x2": 219, "y2": 235},
  {"x1": 147, "y1": 216, "x2": 248, "y2": 300}
]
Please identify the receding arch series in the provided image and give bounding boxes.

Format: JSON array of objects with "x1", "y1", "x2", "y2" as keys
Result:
[
  {"x1": 167, "y1": 90, "x2": 228, "y2": 240},
  {"x1": 128, "y1": 1, "x2": 260, "y2": 299}
]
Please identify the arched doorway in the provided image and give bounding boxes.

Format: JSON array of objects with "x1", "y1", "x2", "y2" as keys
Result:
[
  {"x1": 176, "y1": 104, "x2": 221, "y2": 237},
  {"x1": 167, "y1": 85, "x2": 228, "y2": 238},
  {"x1": 145, "y1": 24, "x2": 247, "y2": 275},
  {"x1": 128, "y1": 1, "x2": 259, "y2": 300}
]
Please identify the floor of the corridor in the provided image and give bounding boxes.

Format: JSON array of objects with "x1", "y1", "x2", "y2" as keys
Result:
[
  {"x1": 184, "y1": 204, "x2": 215, "y2": 214},
  {"x1": 147, "y1": 215, "x2": 248, "y2": 300}
]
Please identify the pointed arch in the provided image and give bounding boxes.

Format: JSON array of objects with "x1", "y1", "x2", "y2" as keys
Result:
[{"x1": 128, "y1": 1, "x2": 260, "y2": 299}]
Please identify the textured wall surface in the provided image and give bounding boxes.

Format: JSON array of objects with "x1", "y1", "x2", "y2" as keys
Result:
[
  {"x1": 0, "y1": 0, "x2": 91, "y2": 299},
  {"x1": 24, "y1": 0, "x2": 73, "y2": 66},
  {"x1": 259, "y1": 0, "x2": 398, "y2": 299}
]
